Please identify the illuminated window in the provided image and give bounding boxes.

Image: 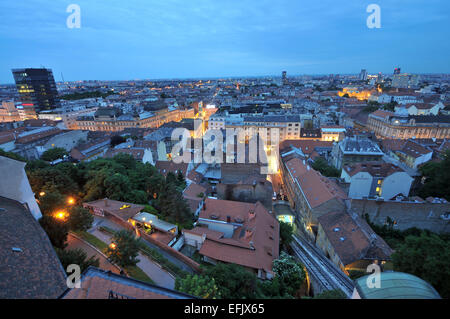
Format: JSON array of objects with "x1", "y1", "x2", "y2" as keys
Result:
[
  {"x1": 376, "y1": 187, "x2": 381, "y2": 192},
  {"x1": 377, "y1": 180, "x2": 382, "y2": 185}
]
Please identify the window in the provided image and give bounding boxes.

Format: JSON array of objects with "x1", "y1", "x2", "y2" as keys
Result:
[{"x1": 377, "y1": 180, "x2": 382, "y2": 185}]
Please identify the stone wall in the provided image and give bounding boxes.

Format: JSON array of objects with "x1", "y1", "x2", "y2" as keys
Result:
[{"x1": 350, "y1": 199, "x2": 450, "y2": 233}]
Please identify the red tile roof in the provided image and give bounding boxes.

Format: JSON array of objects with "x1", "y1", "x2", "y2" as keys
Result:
[
  {"x1": 195, "y1": 198, "x2": 279, "y2": 273},
  {"x1": 285, "y1": 157, "x2": 347, "y2": 208}
]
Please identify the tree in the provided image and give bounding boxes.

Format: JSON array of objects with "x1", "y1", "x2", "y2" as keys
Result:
[
  {"x1": 39, "y1": 215, "x2": 69, "y2": 249},
  {"x1": 56, "y1": 248, "x2": 99, "y2": 273},
  {"x1": 314, "y1": 289, "x2": 347, "y2": 299},
  {"x1": 155, "y1": 182, "x2": 193, "y2": 229},
  {"x1": 272, "y1": 252, "x2": 306, "y2": 297},
  {"x1": 38, "y1": 190, "x2": 65, "y2": 216},
  {"x1": 105, "y1": 230, "x2": 140, "y2": 267},
  {"x1": 418, "y1": 150, "x2": 450, "y2": 201},
  {"x1": 202, "y1": 263, "x2": 259, "y2": 299},
  {"x1": 41, "y1": 147, "x2": 68, "y2": 162},
  {"x1": 68, "y1": 206, "x2": 93, "y2": 231},
  {"x1": 392, "y1": 232, "x2": 450, "y2": 298},
  {"x1": 311, "y1": 157, "x2": 341, "y2": 177},
  {"x1": 279, "y1": 222, "x2": 294, "y2": 249},
  {"x1": 104, "y1": 173, "x2": 132, "y2": 201},
  {"x1": 175, "y1": 274, "x2": 220, "y2": 299}
]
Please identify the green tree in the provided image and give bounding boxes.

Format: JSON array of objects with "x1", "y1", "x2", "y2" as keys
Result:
[
  {"x1": 175, "y1": 274, "x2": 220, "y2": 299},
  {"x1": 272, "y1": 252, "x2": 306, "y2": 297},
  {"x1": 311, "y1": 157, "x2": 341, "y2": 177},
  {"x1": 155, "y1": 182, "x2": 193, "y2": 229},
  {"x1": 314, "y1": 289, "x2": 347, "y2": 299},
  {"x1": 392, "y1": 232, "x2": 450, "y2": 298},
  {"x1": 38, "y1": 190, "x2": 65, "y2": 215},
  {"x1": 418, "y1": 150, "x2": 450, "y2": 201},
  {"x1": 279, "y1": 222, "x2": 294, "y2": 248},
  {"x1": 106, "y1": 230, "x2": 140, "y2": 267},
  {"x1": 202, "y1": 263, "x2": 259, "y2": 299},
  {"x1": 104, "y1": 173, "x2": 132, "y2": 201},
  {"x1": 56, "y1": 248, "x2": 99, "y2": 273},
  {"x1": 68, "y1": 206, "x2": 93, "y2": 231},
  {"x1": 39, "y1": 214, "x2": 69, "y2": 249},
  {"x1": 41, "y1": 147, "x2": 68, "y2": 162}
]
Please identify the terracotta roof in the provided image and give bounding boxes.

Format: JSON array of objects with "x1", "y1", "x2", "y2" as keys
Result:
[
  {"x1": 83, "y1": 198, "x2": 144, "y2": 221},
  {"x1": 155, "y1": 160, "x2": 188, "y2": 177},
  {"x1": 15, "y1": 127, "x2": 61, "y2": 144},
  {"x1": 0, "y1": 196, "x2": 67, "y2": 298},
  {"x1": 285, "y1": 157, "x2": 347, "y2": 209},
  {"x1": 61, "y1": 267, "x2": 194, "y2": 299},
  {"x1": 196, "y1": 199, "x2": 279, "y2": 273},
  {"x1": 318, "y1": 211, "x2": 393, "y2": 266},
  {"x1": 183, "y1": 183, "x2": 206, "y2": 200},
  {"x1": 399, "y1": 140, "x2": 433, "y2": 158},
  {"x1": 369, "y1": 110, "x2": 395, "y2": 120},
  {"x1": 343, "y1": 161, "x2": 405, "y2": 178}
]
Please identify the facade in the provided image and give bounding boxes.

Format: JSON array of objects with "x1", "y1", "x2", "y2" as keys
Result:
[
  {"x1": 341, "y1": 161, "x2": 413, "y2": 200},
  {"x1": 73, "y1": 107, "x2": 195, "y2": 132},
  {"x1": 331, "y1": 136, "x2": 384, "y2": 170},
  {"x1": 391, "y1": 73, "x2": 420, "y2": 88},
  {"x1": 368, "y1": 111, "x2": 450, "y2": 139},
  {"x1": 12, "y1": 68, "x2": 61, "y2": 113},
  {"x1": 183, "y1": 198, "x2": 279, "y2": 279}
]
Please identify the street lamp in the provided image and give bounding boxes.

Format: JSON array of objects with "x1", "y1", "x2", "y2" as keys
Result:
[
  {"x1": 109, "y1": 243, "x2": 117, "y2": 250},
  {"x1": 67, "y1": 197, "x2": 75, "y2": 205},
  {"x1": 39, "y1": 191, "x2": 46, "y2": 196}
]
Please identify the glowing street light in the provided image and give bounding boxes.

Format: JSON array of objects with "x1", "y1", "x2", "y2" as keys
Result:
[
  {"x1": 54, "y1": 211, "x2": 68, "y2": 221},
  {"x1": 109, "y1": 243, "x2": 117, "y2": 250},
  {"x1": 67, "y1": 197, "x2": 75, "y2": 205},
  {"x1": 39, "y1": 192, "x2": 46, "y2": 196}
]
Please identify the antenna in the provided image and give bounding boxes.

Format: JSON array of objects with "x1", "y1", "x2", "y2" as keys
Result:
[{"x1": 61, "y1": 72, "x2": 65, "y2": 83}]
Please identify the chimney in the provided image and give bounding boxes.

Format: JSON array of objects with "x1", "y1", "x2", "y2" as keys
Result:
[
  {"x1": 104, "y1": 198, "x2": 108, "y2": 207},
  {"x1": 248, "y1": 210, "x2": 256, "y2": 221},
  {"x1": 226, "y1": 215, "x2": 231, "y2": 223},
  {"x1": 203, "y1": 201, "x2": 206, "y2": 210},
  {"x1": 245, "y1": 229, "x2": 253, "y2": 239}
]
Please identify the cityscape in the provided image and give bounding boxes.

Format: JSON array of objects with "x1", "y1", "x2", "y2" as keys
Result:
[{"x1": 0, "y1": 0, "x2": 449, "y2": 308}]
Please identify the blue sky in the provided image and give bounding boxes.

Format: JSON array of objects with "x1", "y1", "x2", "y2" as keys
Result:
[{"x1": 0, "y1": 0, "x2": 449, "y2": 83}]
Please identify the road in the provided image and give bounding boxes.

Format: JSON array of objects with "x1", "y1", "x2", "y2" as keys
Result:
[
  {"x1": 66, "y1": 233, "x2": 120, "y2": 274},
  {"x1": 89, "y1": 228, "x2": 176, "y2": 290},
  {"x1": 290, "y1": 235, "x2": 354, "y2": 298}
]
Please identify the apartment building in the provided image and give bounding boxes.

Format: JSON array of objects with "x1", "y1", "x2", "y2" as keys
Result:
[
  {"x1": 331, "y1": 136, "x2": 384, "y2": 170},
  {"x1": 341, "y1": 161, "x2": 413, "y2": 200}
]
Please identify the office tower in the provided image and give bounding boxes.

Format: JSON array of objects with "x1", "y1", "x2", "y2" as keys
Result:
[
  {"x1": 359, "y1": 69, "x2": 368, "y2": 81},
  {"x1": 282, "y1": 71, "x2": 287, "y2": 85},
  {"x1": 392, "y1": 73, "x2": 420, "y2": 88},
  {"x1": 394, "y1": 67, "x2": 401, "y2": 75},
  {"x1": 12, "y1": 68, "x2": 61, "y2": 113}
]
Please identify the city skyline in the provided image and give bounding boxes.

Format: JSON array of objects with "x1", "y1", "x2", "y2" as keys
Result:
[{"x1": 1, "y1": 0, "x2": 449, "y2": 83}]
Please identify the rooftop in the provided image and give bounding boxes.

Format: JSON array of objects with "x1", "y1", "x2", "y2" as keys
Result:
[
  {"x1": 354, "y1": 271, "x2": 441, "y2": 299},
  {"x1": 0, "y1": 196, "x2": 67, "y2": 298},
  {"x1": 60, "y1": 266, "x2": 195, "y2": 299}
]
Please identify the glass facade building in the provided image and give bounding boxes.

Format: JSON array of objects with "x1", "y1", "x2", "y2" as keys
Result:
[{"x1": 12, "y1": 68, "x2": 60, "y2": 112}]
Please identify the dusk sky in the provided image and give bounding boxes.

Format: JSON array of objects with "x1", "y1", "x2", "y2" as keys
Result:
[{"x1": 1, "y1": 0, "x2": 449, "y2": 83}]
